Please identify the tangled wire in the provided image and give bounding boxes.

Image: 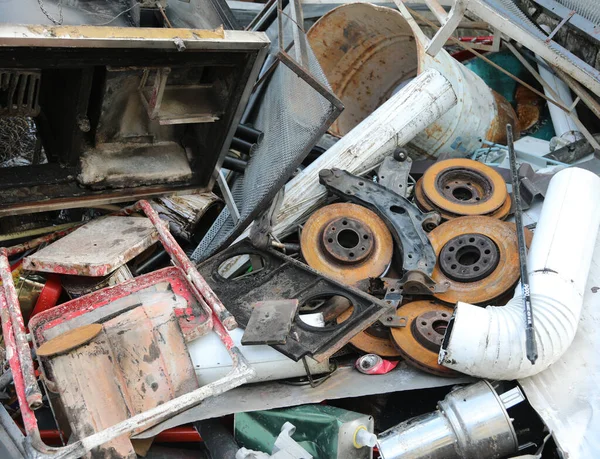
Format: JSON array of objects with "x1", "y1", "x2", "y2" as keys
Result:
[{"x1": 0, "y1": 117, "x2": 39, "y2": 166}]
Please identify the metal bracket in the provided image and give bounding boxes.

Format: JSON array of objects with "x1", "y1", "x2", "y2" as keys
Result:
[
  {"x1": 216, "y1": 170, "x2": 241, "y2": 224},
  {"x1": 250, "y1": 188, "x2": 286, "y2": 250},
  {"x1": 399, "y1": 270, "x2": 449, "y2": 295},
  {"x1": 545, "y1": 10, "x2": 575, "y2": 43},
  {"x1": 197, "y1": 239, "x2": 392, "y2": 362},
  {"x1": 379, "y1": 312, "x2": 407, "y2": 328},
  {"x1": 530, "y1": 0, "x2": 600, "y2": 44},
  {"x1": 425, "y1": 0, "x2": 467, "y2": 56},
  {"x1": 319, "y1": 168, "x2": 439, "y2": 275},
  {"x1": 378, "y1": 151, "x2": 412, "y2": 198}
]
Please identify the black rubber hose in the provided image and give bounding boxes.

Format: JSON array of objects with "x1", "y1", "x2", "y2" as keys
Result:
[{"x1": 223, "y1": 155, "x2": 248, "y2": 173}]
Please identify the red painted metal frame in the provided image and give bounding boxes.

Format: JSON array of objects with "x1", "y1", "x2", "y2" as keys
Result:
[
  {"x1": 38, "y1": 426, "x2": 203, "y2": 445},
  {"x1": 0, "y1": 253, "x2": 42, "y2": 410},
  {"x1": 134, "y1": 200, "x2": 237, "y2": 331},
  {"x1": 0, "y1": 200, "x2": 253, "y2": 458},
  {"x1": 28, "y1": 266, "x2": 211, "y2": 346}
]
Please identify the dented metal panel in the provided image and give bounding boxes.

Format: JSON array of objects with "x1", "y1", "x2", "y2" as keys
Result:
[{"x1": 23, "y1": 217, "x2": 159, "y2": 277}]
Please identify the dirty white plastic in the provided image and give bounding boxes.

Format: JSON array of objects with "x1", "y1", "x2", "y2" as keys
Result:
[
  {"x1": 271, "y1": 68, "x2": 457, "y2": 238},
  {"x1": 439, "y1": 167, "x2": 600, "y2": 379},
  {"x1": 538, "y1": 25, "x2": 581, "y2": 146},
  {"x1": 189, "y1": 327, "x2": 330, "y2": 385}
]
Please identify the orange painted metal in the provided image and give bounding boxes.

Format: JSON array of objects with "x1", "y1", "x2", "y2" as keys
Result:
[
  {"x1": 428, "y1": 216, "x2": 531, "y2": 304},
  {"x1": 390, "y1": 300, "x2": 457, "y2": 377}
]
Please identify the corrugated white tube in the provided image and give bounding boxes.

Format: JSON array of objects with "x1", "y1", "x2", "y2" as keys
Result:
[{"x1": 439, "y1": 167, "x2": 600, "y2": 379}]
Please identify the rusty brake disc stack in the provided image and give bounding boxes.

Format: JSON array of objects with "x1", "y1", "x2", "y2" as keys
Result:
[
  {"x1": 300, "y1": 161, "x2": 526, "y2": 374},
  {"x1": 415, "y1": 158, "x2": 511, "y2": 220}
]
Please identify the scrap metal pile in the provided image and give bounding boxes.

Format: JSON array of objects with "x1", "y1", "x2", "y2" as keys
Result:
[{"x1": 1, "y1": 0, "x2": 600, "y2": 458}]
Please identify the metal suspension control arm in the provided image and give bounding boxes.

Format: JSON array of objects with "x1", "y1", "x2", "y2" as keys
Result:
[{"x1": 319, "y1": 168, "x2": 440, "y2": 275}]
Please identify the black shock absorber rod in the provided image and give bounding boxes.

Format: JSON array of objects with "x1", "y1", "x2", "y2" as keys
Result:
[{"x1": 506, "y1": 123, "x2": 538, "y2": 364}]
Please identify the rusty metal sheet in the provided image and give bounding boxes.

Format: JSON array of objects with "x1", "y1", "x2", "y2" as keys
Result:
[
  {"x1": 23, "y1": 217, "x2": 159, "y2": 277},
  {"x1": 241, "y1": 300, "x2": 299, "y2": 345},
  {"x1": 48, "y1": 300, "x2": 198, "y2": 458}
]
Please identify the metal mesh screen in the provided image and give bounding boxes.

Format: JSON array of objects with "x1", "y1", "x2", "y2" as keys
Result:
[{"x1": 191, "y1": 2, "x2": 342, "y2": 262}]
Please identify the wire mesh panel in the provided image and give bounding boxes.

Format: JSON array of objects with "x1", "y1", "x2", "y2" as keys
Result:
[{"x1": 191, "y1": 0, "x2": 342, "y2": 262}]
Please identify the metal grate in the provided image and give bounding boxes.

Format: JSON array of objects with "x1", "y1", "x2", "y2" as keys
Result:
[
  {"x1": 191, "y1": 0, "x2": 342, "y2": 262},
  {"x1": 554, "y1": 0, "x2": 600, "y2": 26},
  {"x1": 466, "y1": 0, "x2": 600, "y2": 96},
  {"x1": 0, "y1": 70, "x2": 41, "y2": 117}
]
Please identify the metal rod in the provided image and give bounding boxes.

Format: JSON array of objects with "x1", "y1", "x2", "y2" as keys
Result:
[
  {"x1": 506, "y1": 124, "x2": 538, "y2": 365},
  {"x1": 216, "y1": 170, "x2": 241, "y2": 225},
  {"x1": 0, "y1": 250, "x2": 43, "y2": 409},
  {"x1": 134, "y1": 200, "x2": 238, "y2": 331},
  {"x1": 504, "y1": 42, "x2": 600, "y2": 151}
]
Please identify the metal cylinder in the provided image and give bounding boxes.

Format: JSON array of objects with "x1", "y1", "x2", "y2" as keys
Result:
[
  {"x1": 235, "y1": 124, "x2": 264, "y2": 144},
  {"x1": 377, "y1": 381, "x2": 520, "y2": 459},
  {"x1": 307, "y1": 3, "x2": 519, "y2": 158},
  {"x1": 231, "y1": 137, "x2": 257, "y2": 155}
]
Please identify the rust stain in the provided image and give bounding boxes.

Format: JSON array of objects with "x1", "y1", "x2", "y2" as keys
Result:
[
  {"x1": 515, "y1": 85, "x2": 543, "y2": 132},
  {"x1": 143, "y1": 341, "x2": 160, "y2": 363},
  {"x1": 486, "y1": 90, "x2": 520, "y2": 144}
]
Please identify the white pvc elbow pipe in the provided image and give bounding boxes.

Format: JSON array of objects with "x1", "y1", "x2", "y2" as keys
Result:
[{"x1": 439, "y1": 167, "x2": 600, "y2": 379}]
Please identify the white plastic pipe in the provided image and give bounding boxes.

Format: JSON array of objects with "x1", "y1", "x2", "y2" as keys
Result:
[
  {"x1": 538, "y1": 25, "x2": 580, "y2": 144},
  {"x1": 271, "y1": 68, "x2": 457, "y2": 238},
  {"x1": 439, "y1": 167, "x2": 600, "y2": 379},
  {"x1": 537, "y1": 59, "x2": 580, "y2": 141}
]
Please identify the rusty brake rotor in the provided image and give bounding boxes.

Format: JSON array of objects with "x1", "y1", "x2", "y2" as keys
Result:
[
  {"x1": 415, "y1": 178, "x2": 511, "y2": 221},
  {"x1": 390, "y1": 300, "x2": 457, "y2": 377},
  {"x1": 416, "y1": 159, "x2": 510, "y2": 219},
  {"x1": 301, "y1": 203, "x2": 393, "y2": 285},
  {"x1": 303, "y1": 203, "x2": 397, "y2": 357},
  {"x1": 428, "y1": 216, "x2": 532, "y2": 304}
]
